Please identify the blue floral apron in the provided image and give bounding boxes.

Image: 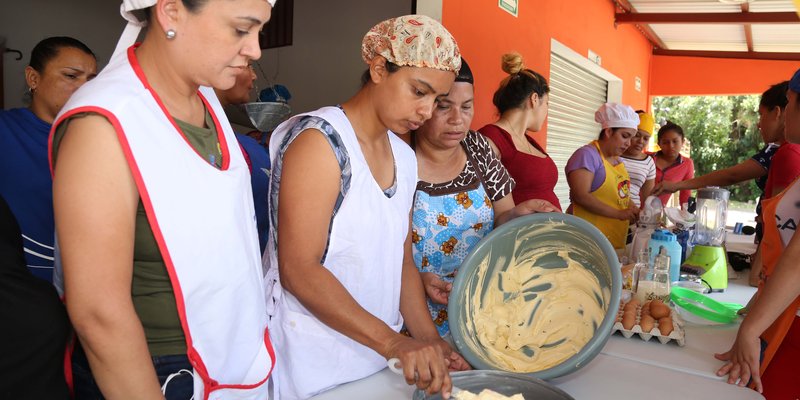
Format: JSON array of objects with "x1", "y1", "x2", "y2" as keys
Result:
[{"x1": 411, "y1": 149, "x2": 495, "y2": 336}]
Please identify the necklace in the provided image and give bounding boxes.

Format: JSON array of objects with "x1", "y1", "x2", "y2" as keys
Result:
[{"x1": 499, "y1": 121, "x2": 536, "y2": 154}]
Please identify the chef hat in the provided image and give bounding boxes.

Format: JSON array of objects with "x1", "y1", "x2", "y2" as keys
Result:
[
  {"x1": 113, "y1": 0, "x2": 277, "y2": 58},
  {"x1": 790, "y1": 68, "x2": 800, "y2": 94},
  {"x1": 636, "y1": 111, "x2": 655, "y2": 136},
  {"x1": 595, "y1": 103, "x2": 639, "y2": 130}
]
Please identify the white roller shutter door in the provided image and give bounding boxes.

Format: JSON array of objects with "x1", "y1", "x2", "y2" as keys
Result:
[{"x1": 547, "y1": 52, "x2": 609, "y2": 209}]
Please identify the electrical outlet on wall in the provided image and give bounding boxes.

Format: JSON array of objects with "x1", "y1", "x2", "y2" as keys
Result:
[
  {"x1": 635, "y1": 77, "x2": 642, "y2": 92},
  {"x1": 588, "y1": 49, "x2": 601, "y2": 66}
]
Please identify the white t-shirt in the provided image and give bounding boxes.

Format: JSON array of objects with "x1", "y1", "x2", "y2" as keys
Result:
[{"x1": 621, "y1": 155, "x2": 656, "y2": 207}]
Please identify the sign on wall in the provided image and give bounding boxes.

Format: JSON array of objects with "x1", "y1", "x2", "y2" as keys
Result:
[{"x1": 499, "y1": 0, "x2": 518, "y2": 17}]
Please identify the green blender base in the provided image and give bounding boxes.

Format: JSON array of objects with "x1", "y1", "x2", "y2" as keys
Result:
[{"x1": 681, "y1": 245, "x2": 728, "y2": 292}]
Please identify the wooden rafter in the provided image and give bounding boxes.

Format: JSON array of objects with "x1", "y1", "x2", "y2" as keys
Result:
[
  {"x1": 616, "y1": 12, "x2": 800, "y2": 25},
  {"x1": 653, "y1": 48, "x2": 800, "y2": 61},
  {"x1": 742, "y1": 3, "x2": 754, "y2": 53},
  {"x1": 613, "y1": 0, "x2": 667, "y2": 49}
]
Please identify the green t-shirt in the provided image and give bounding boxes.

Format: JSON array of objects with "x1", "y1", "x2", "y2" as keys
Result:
[{"x1": 53, "y1": 109, "x2": 220, "y2": 357}]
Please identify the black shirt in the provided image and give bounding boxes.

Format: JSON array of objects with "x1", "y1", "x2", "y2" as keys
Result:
[{"x1": 0, "y1": 195, "x2": 69, "y2": 399}]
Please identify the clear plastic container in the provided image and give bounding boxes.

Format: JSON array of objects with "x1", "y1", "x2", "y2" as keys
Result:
[{"x1": 634, "y1": 252, "x2": 671, "y2": 303}]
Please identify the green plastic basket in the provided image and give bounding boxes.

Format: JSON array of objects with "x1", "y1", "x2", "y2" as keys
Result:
[{"x1": 670, "y1": 286, "x2": 742, "y2": 324}]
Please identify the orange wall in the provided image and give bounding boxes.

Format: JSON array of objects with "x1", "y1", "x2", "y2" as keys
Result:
[
  {"x1": 650, "y1": 55, "x2": 799, "y2": 96},
  {"x1": 441, "y1": 0, "x2": 653, "y2": 148}
]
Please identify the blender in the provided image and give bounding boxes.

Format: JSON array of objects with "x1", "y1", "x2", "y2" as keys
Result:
[{"x1": 681, "y1": 187, "x2": 730, "y2": 292}]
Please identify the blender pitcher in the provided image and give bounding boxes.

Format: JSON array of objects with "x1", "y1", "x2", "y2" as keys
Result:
[
  {"x1": 683, "y1": 187, "x2": 730, "y2": 292},
  {"x1": 693, "y1": 188, "x2": 729, "y2": 246}
]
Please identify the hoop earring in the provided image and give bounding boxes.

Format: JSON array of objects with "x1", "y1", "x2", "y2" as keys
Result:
[{"x1": 166, "y1": 29, "x2": 177, "y2": 40}]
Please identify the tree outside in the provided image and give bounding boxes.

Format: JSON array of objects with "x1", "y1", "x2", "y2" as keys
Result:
[{"x1": 652, "y1": 95, "x2": 762, "y2": 206}]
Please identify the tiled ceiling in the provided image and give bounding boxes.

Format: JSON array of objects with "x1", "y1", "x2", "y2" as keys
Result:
[{"x1": 621, "y1": 0, "x2": 800, "y2": 58}]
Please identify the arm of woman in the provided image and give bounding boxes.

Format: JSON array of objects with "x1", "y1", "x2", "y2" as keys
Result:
[
  {"x1": 639, "y1": 178, "x2": 655, "y2": 205},
  {"x1": 678, "y1": 159, "x2": 695, "y2": 205},
  {"x1": 493, "y1": 195, "x2": 560, "y2": 227},
  {"x1": 53, "y1": 116, "x2": 164, "y2": 399},
  {"x1": 715, "y1": 231, "x2": 800, "y2": 393},
  {"x1": 567, "y1": 169, "x2": 631, "y2": 220},
  {"x1": 399, "y1": 220, "x2": 470, "y2": 373},
  {"x1": 654, "y1": 160, "x2": 764, "y2": 196},
  {"x1": 277, "y1": 130, "x2": 452, "y2": 395}
]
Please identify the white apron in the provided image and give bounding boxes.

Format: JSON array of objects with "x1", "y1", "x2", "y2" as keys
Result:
[
  {"x1": 51, "y1": 45, "x2": 274, "y2": 400},
  {"x1": 264, "y1": 107, "x2": 417, "y2": 399}
]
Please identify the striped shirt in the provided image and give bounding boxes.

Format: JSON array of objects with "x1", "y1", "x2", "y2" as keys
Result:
[{"x1": 621, "y1": 155, "x2": 656, "y2": 207}]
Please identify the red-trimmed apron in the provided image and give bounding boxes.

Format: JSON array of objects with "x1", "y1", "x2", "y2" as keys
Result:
[{"x1": 50, "y1": 45, "x2": 274, "y2": 400}]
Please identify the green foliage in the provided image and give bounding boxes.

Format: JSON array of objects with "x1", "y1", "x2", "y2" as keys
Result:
[{"x1": 652, "y1": 95, "x2": 762, "y2": 203}]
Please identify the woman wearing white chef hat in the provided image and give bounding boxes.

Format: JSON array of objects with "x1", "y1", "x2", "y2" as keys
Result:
[{"x1": 49, "y1": 0, "x2": 276, "y2": 399}]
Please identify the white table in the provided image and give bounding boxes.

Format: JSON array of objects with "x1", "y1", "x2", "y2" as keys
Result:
[
  {"x1": 311, "y1": 353, "x2": 763, "y2": 400},
  {"x1": 309, "y1": 275, "x2": 763, "y2": 400},
  {"x1": 602, "y1": 273, "x2": 758, "y2": 380}
]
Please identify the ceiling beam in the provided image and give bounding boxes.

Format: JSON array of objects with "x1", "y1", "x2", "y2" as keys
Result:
[
  {"x1": 653, "y1": 49, "x2": 800, "y2": 61},
  {"x1": 742, "y1": 3, "x2": 754, "y2": 52},
  {"x1": 612, "y1": 0, "x2": 667, "y2": 49},
  {"x1": 616, "y1": 12, "x2": 800, "y2": 25}
]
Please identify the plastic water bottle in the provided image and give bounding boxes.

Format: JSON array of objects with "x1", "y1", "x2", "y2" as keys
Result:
[
  {"x1": 648, "y1": 229, "x2": 682, "y2": 283},
  {"x1": 674, "y1": 228, "x2": 691, "y2": 264}
]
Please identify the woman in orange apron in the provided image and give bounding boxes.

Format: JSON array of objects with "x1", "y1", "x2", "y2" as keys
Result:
[
  {"x1": 566, "y1": 103, "x2": 640, "y2": 252},
  {"x1": 715, "y1": 68, "x2": 800, "y2": 399}
]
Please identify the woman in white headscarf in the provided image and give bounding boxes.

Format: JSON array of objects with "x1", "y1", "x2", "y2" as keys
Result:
[{"x1": 50, "y1": 1, "x2": 276, "y2": 399}]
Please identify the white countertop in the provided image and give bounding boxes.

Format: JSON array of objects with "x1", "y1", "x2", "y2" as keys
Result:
[{"x1": 308, "y1": 272, "x2": 763, "y2": 400}]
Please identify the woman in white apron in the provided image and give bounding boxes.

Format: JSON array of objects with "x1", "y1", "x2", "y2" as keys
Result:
[
  {"x1": 410, "y1": 58, "x2": 559, "y2": 338},
  {"x1": 265, "y1": 15, "x2": 463, "y2": 400},
  {"x1": 50, "y1": 1, "x2": 276, "y2": 399}
]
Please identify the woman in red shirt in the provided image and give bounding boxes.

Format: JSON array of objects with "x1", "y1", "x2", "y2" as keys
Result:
[
  {"x1": 478, "y1": 52, "x2": 561, "y2": 210},
  {"x1": 653, "y1": 121, "x2": 695, "y2": 207}
]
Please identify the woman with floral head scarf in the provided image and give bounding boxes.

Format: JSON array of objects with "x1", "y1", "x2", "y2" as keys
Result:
[{"x1": 264, "y1": 15, "x2": 468, "y2": 399}]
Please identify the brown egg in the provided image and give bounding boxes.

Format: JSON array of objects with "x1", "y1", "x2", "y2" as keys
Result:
[
  {"x1": 624, "y1": 299, "x2": 640, "y2": 311},
  {"x1": 650, "y1": 302, "x2": 670, "y2": 319},
  {"x1": 640, "y1": 315, "x2": 655, "y2": 332},
  {"x1": 640, "y1": 306, "x2": 651, "y2": 318},
  {"x1": 650, "y1": 299, "x2": 665, "y2": 308},
  {"x1": 622, "y1": 314, "x2": 635, "y2": 330},
  {"x1": 659, "y1": 317, "x2": 674, "y2": 335}
]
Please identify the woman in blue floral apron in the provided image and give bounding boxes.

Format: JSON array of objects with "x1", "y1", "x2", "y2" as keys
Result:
[{"x1": 411, "y1": 59, "x2": 560, "y2": 337}]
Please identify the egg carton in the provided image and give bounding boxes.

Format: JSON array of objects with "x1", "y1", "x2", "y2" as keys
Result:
[{"x1": 611, "y1": 301, "x2": 686, "y2": 346}]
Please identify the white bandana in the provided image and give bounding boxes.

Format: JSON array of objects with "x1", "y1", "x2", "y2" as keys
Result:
[{"x1": 113, "y1": 0, "x2": 277, "y2": 58}]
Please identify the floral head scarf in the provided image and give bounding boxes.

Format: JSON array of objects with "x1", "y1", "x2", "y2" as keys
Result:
[{"x1": 361, "y1": 15, "x2": 461, "y2": 73}]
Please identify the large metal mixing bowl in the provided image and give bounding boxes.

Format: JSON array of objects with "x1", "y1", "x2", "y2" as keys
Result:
[
  {"x1": 412, "y1": 370, "x2": 574, "y2": 400},
  {"x1": 448, "y1": 213, "x2": 621, "y2": 380}
]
